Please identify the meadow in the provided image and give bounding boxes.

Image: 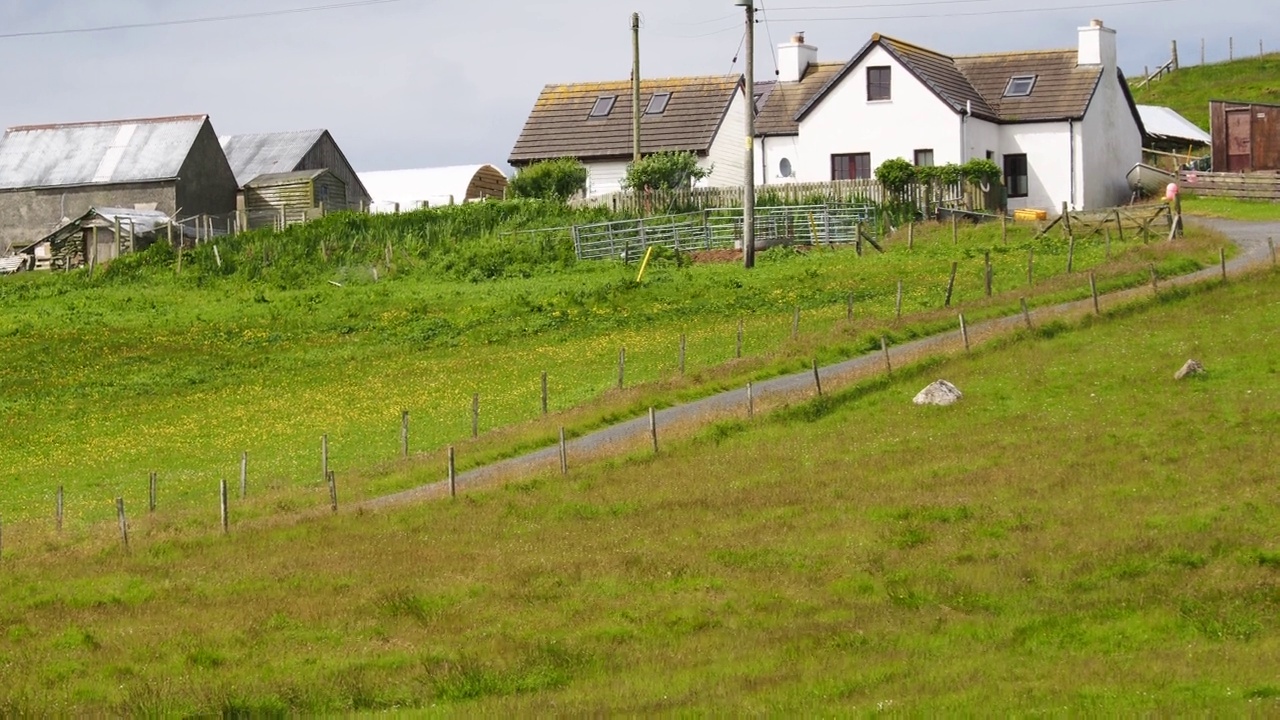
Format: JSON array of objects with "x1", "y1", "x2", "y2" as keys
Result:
[
  {"x1": 0, "y1": 202, "x2": 1228, "y2": 530},
  {"x1": 0, "y1": 254, "x2": 1275, "y2": 714}
]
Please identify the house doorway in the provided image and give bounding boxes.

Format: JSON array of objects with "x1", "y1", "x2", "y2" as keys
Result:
[{"x1": 1225, "y1": 110, "x2": 1252, "y2": 172}]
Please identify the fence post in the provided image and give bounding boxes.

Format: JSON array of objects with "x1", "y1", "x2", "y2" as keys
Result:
[
  {"x1": 792, "y1": 307, "x2": 800, "y2": 339},
  {"x1": 617, "y1": 347, "x2": 626, "y2": 390},
  {"x1": 1089, "y1": 272, "x2": 1101, "y2": 315},
  {"x1": 649, "y1": 408, "x2": 659, "y2": 454},
  {"x1": 148, "y1": 472, "x2": 157, "y2": 513},
  {"x1": 541, "y1": 373, "x2": 549, "y2": 415},
  {"x1": 1219, "y1": 247, "x2": 1227, "y2": 281},
  {"x1": 679, "y1": 334, "x2": 687, "y2": 374},
  {"x1": 220, "y1": 478, "x2": 229, "y2": 534},
  {"x1": 1067, "y1": 235, "x2": 1076, "y2": 273},
  {"x1": 1021, "y1": 298, "x2": 1033, "y2": 330},
  {"x1": 559, "y1": 428, "x2": 569, "y2": 475},
  {"x1": 951, "y1": 213, "x2": 958, "y2": 244},
  {"x1": 471, "y1": 394, "x2": 480, "y2": 439},
  {"x1": 896, "y1": 279, "x2": 904, "y2": 320},
  {"x1": 116, "y1": 498, "x2": 129, "y2": 550},
  {"x1": 984, "y1": 252, "x2": 993, "y2": 296},
  {"x1": 944, "y1": 262, "x2": 958, "y2": 308},
  {"x1": 327, "y1": 471, "x2": 338, "y2": 513},
  {"x1": 959, "y1": 313, "x2": 970, "y2": 352},
  {"x1": 57, "y1": 485, "x2": 64, "y2": 532},
  {"x1": 812, "y1": 359, "x2": 823, "y2": 396},
  {"x1": 881, "y1": 337, "x2": 892, "y2": 374},
  {"x1": 240, "y1": 452, "x2": 248, "y2": 499},
  {"x1": 1105, "y1": 228, "x2": 1113, "y2": 259},
  {"x1": 447, "y1": 446, "x2": 457, "y2": 497},
  {"x1": 747, "y1": 382, "x2": 755, "y2": 418},
  {"x1": 321, "y1": 434, "x2": 329, "y2": 483}
]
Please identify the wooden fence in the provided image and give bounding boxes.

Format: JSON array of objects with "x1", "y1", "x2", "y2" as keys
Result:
[
  {"x1": 573, "y1": 179, "x2": 994, "y2": 215},
  {"x1": 1178, "y1": 171, "x2": 1280, "y2": 201}
]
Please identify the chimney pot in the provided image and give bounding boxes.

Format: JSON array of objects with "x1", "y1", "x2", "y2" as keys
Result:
[
  {"x1": 792, "y1": 32, "x2": 805, "y2": 44},
  {"x1": 1091, "y1": 18, "x2": 1104, "y2": 27}
]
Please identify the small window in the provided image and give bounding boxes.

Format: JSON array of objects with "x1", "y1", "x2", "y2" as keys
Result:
[
  {"x1": 914, "y1": 149, "x2": 935, "y2": 167},
  {"x1": 867, "y1": 66, "x2": 891, "y2": 102},
  {"x1": 986, "y1": 150, "x2": 995, "y2": 161},
  {"x1": 1004, "y1": 75, "x2": 1037, "y2": 98},
  {"x1": 1004, "y1": 153, "x2": 1029, "y2": 198},
  {"x1": 589, "y1": 96, "x2": 617, "y2": 118},
  {"x1": 645, "y1": 92, "x2": 672, "y2": 115},
  {"x1": 832, "y1": 153, "x2": 871, "y2": 180}
]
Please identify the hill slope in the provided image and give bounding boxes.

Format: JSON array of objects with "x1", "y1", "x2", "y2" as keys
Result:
[
  {"x1": 1131, "y1": 53, "x2": 1280, "y2": 129},
  {"x1": 1, "y1": 268, "x2": 1277, "y2": 714}
]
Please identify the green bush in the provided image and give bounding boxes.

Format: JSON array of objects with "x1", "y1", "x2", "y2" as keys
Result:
[
  {"x1": 622, "y1": 151, "x2": 711, "y2": 192},
  {"x1": 874, "y1": 158, "x2": 916, "y2": 197},
  {"x1": 508, "y1": 158, "x2": 587, "y2": 202}
]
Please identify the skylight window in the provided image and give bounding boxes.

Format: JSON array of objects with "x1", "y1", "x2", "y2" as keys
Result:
[
  {"x1": 589, "y1": 95, "x2": 617, "y2": 118},
  {"x1": 1004, "y1": 75, "x2": 1037, "y2": 98},
  {"x1": 645, "y1": 92, "x2": 672, "y2": 115}
]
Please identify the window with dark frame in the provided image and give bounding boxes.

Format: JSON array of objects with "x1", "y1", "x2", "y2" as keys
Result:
[
  {"x1": 867, "y1": 66, "x2": 891, "y2": 101},
  {"x1": 645, "y1": 92, "x2": 672, "y2": 115},
  {"x1": 1003, "y1": 75, "x2": 1037, "y2": 98},
  {"x1": 913, "y1": 149, "x2": 935, "y2": 167},
  {"x1": 1004, "y1": 153, "x2": 1029, "y2": 198},
  {"x1": 832, "y1": 153, "x2": 872, "y2": 180},
  {"x1": 589, "y1": 95, "x2": 617, "y2": 118}
]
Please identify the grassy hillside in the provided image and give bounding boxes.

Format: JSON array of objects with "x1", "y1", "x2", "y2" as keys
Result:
[
  {"x1": 0, "y1": 264, "x2": 1276, "y2": 714},
  {"x1": 1130, "y1": 53, "x2": 1280, "y2": 129},
  {"x1": 0, "y1": 205, "x2": 1225, "y2": 527}
]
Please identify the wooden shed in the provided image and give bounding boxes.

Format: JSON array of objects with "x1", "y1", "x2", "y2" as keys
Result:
[
  {"x1": 1210, "y1": 100, "x2": 1280, "y2": 172},
  {"x1": 243, "y1": 169, "x2": 347, "y2": 229}
]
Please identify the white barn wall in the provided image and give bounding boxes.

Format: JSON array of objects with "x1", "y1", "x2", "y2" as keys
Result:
[
  {"x1": 701, "y1": 87, "x2": 747, "y2": 188},
  {"x1": 1000, "y1": 122, "x2": 1074, "y2": 212},
  {"x1": 1080, "y1": 74, "x2": 1142, "y2": 209},
  {"x1": 796, "y1": 45, "x2": 962, "y2": 182},
  {"x1": 758, "y1": 135, "x2": 801, "y2": 185}
]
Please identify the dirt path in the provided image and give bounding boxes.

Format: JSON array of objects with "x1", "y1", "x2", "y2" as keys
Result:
[{"x1": 363, "y1": 217, "x2": 1279, "y2": 510}]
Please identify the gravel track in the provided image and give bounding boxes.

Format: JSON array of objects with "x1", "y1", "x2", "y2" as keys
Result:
[{"x1": 363, "y1": 217, "x2": 1280, "y2": 510}]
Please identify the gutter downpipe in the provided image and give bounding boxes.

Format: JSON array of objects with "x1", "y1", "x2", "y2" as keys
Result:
[
  {"x1": 1069, "y1": 119, "x2": 1077, "y2": 209},
  {"x1": 962, "y1": 100, "x2": 972, "y2": 163}
]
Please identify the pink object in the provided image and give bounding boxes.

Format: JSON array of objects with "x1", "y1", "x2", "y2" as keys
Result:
[{"x1": 1165, "y1": 182, "x2": 1179, "y2": 201}]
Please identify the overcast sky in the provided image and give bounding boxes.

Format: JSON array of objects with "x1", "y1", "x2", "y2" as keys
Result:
[{"x1": 0, "y1": 0, "x2": 1270, "y2": 173}]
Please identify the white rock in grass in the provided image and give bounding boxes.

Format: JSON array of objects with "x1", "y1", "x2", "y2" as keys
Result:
[
  {"x1": 914, "y1": 380, "x2": 963, "y2": 406},
  {"x1": 1175, "y1": 359, "x2": 1206, "y2": 380}
]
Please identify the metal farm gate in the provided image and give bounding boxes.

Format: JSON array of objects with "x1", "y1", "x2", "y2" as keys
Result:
[{"x1": 570, "y1": 204, "x2": 879, "y2": 261}]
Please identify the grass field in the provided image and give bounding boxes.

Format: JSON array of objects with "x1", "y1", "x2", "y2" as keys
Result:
[
  {"x1": 1130, "y1": 52, "x2": 1280, "y2": 129},
  {"x1": 1181, "y1": 196, "x2": 1280, "y2": 221},
  {"x1": 0, "y1": 260, "x2": 1275, "y2": 714},
  {"x1": 0, "y1": 209, "x2": 1226, "y2": 529}
]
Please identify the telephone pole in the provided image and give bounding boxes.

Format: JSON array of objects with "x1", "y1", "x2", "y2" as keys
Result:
[
  {"x1": 632, "y1": 12, "x2": 642, "y2": 163},
  {"x1": 736, "y1": 0, "x2": 756, "y2": 268}
]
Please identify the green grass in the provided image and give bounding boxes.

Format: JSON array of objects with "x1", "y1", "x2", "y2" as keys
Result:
[
  {"x1": 0, "y1": 211, "x2": 1224, "y2": 528},
  {"x1": 0, "y1": 264, "x2": 1276, "y2": 714},
  {"x1": 1130, "y1": 52, "x2": 1280, "y2": 129},
  {"x1": 1182, "y1": 196, "x2": 1280, "y2": 221}
]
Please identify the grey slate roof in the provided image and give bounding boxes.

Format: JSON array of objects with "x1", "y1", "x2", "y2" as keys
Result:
[
  {"x1": 0, "y1": 115, "x2": 209, "y2": 191},
  {"x1": 754, "y1": 62, "x2": 845, "y2": 137},
  {"x1": 219, "y1": 130, "x2": 326, "y2": 188}
]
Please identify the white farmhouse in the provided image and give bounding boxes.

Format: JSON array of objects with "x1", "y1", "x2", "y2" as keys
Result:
[
  {"x1": 761, "y1": 20, "x2": 1144, "y2": 211},
  {"x1": 508, "y1": 76, "x2": 747, "y2": 198}
]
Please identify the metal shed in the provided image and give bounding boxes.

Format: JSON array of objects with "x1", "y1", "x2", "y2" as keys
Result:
[
  {"x1": 1210, "y1": 100, "x2": 1280, "y2": 172},
  {"x1": 244, "y1": 169, "x2": 347, "y2": 230}
]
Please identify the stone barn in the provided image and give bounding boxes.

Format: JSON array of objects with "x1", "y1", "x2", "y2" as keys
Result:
[{"x1": 0, "y1": 114, "x2": 238, "y2": 252}]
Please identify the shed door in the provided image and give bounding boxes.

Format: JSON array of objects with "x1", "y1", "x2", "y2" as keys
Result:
[{"x1": 1226, "y1": 110, "x2": 1253, "y2": 172}]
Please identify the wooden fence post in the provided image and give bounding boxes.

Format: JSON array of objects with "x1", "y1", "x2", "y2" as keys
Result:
[
  {"x1": 559, "y1": 428, "x2": 568, "y2": 475},
  {"x1": 1114, "y1": 210, "x2": 1124, "y2": 243},
  {"x1": 881, "y1": 337, "x2": 892, "y2": 374},
  {"x1": 1089, "y1": 272, "x2": 1101, "y2": 316},
  {"x1": 116, "y1": 498, "x2": 129, "y2": 550},
  {"x1": 812, "y1": 359, "x2": 823, "y2": 397},
  {"x1": 57, "y1": 485, "x2": 64, "y2": 532},
  {"x1": 471, "y1": 394, "x2": 480, "y2": 439},
  {"x1": 321, "y1": 434, "x2": 329, "y2": 483},
  {"x1": 747, "y1": 382, "x2": 755, "y2": 418},
  {"x1": 944, "y1": 262, "x2": 958, "y2": 308},
  {"x1": 959, "y1": 314, "x2": 970, "y2": 352},
  {"x1": 327, "y1": 471, "x2": 338, "y2": 513},
  {"x1": 148, "y1": 472, "x2": 157, "y2": 513},
  {"x1": 448, "y1": 447, "x2": 457, "y2": 498},
  {"x1": 1220, "y1": 247, "x2": 1227, "y2": 281},
  {"x1": 951, "y1": 213, "x2": 958, "y2": 244},
  {"x1": 1061, "y1": 202, "x2": 1073, "y2": 238},
  {"x1": 220, "y1": 478, "x2": 229, "y2": 534},
  {"x1": 649, "y1": 408, "x2": 659, "y2": 454},
  {"x1": 1021, "y1": 298, "x2": 1033, "y2": 330},
  {"x1": 792, "y1": 307, "x2": 800, "y2": 339},
  {"x1": 984, "y1": 251, "x2": 993, "y2": 296},
  {"x1": 679, "y1": 334, "x2": 687, "y2": 374},
  {"x1": 617, "y1": 347, "x2": 626, "y2": 390},
  {"x1": 401, "y1": 410, "x2": 410, "y2": 457},
  {"x1": 240, "y1": 452, "x2": 248, "y2": 499}
]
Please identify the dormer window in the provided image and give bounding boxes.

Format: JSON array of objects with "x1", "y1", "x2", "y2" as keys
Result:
[
  {"x1": 1004, "y1": 75, "x2": 1037, "y2": 98},
  {"x1": 645, "y1": 92, "x2": 672, "y2": 115},
  {"x1": 589, "y1": 95, "x2": 617, "y2": 118}
]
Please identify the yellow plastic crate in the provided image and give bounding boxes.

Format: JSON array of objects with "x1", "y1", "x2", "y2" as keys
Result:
[{"x1": 1013, "y1": 208, "x2": 1048, "y2": 222}]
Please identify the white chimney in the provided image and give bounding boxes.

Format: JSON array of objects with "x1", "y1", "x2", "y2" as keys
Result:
[
  {"x1": 778, "y1": 32, "x2": 818, "y2": 83},
  {"x1": 1078, "y1": 19, "x2": 1117, "y2": 69}
]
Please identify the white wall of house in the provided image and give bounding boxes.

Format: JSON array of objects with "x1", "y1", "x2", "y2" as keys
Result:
[
  {"x1": 757, "y1": 135, "x2": 802, "y2": 185},
  {"x1": 584, "y1": 160, "x2": 629, "y2": 197},
  {"x1": 1080, "y1": 77, "x2": 1142, "y2": 209},
  {"x1": 999, "y1": 122, "x2": 1075, "y2": 212},
  {"x1": 965, "y1": 117, "x2": 1001, "y2": 165},
  {"x1": 701, "y1": 87, "x2": 748, "y2": 188},
  {"x1": 796, "y1": 45, "x2": 963, "y2": 181}
]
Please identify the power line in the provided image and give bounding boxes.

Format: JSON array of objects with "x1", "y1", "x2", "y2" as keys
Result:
[
  {"x1": 0, "y1": 0, "x2": 417, "y2": 40},
  {"x1": 763, "y1": 0, "x2": 1188, "y2": 22}
]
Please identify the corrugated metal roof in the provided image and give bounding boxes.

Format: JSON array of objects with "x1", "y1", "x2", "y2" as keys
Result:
[
  {"x1": 220, "y1": 130, "x2": 325, "y2": 188},
  {"x1": 360, "y1": 165, "x2": 508, "y2": 211},
  {"x1": 1137, "y1": 105, "x2": 1210, "y2": 144},
  {"x1": 245, "y1": 169, "x2": 331, "y2": 187},
  {"x1": 0, "y1": 115, "x2": 208, "y2": 191}
]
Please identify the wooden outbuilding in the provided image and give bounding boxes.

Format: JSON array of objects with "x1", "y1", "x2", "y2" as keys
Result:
[
  {"x1": 243, "y1": 169, "x2": 347, "y2": 230},
  {"x1": 1210, "y1": 100, "x2": 1280, "y2": 172}
]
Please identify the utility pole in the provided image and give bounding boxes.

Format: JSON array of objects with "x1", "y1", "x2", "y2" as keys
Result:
[
  {"x1": 736, "y1": 0, "x2": 756, "y2": 268},
  {"x1": 632, "y1": 12, "x2": 642, "y2": 164}
]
